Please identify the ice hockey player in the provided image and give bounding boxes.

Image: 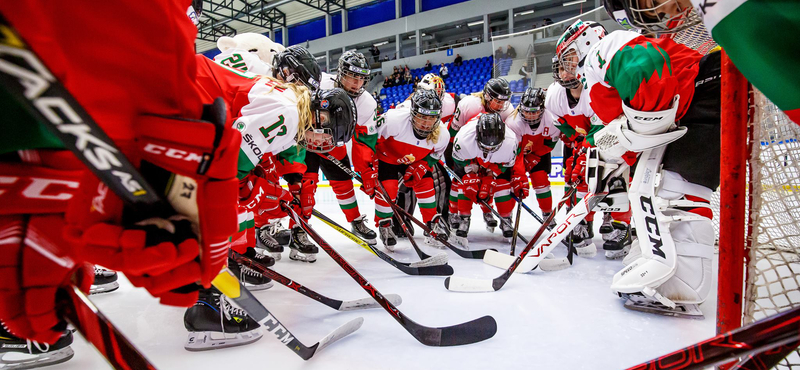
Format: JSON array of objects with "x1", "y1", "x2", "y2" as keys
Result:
[
  {"x1": 448, "y1": 78, "x2": 515, "y2": 233},
  {"x1": 0, "y1": 0, "x2": 243, "y2": 365},
  {"x1": 214, "y1": 32, "x2": 285, "y2": 76},
  {"x1": 550, "y1": 20, "x2": 633, "y2": 258},
  {"x1": 602, "y1": 0, "x2": 800, "y2": 125},
  {"x1": 373, "y1": 89, "x2": 450, "y2": 249},
  {"x1": 560, "y1": 16, "x2": 720, "y2": 316},
  {"x1": 302, "y1": 50, "x2": 380, "y2": 245},
  {"x1": 451, "y1": 113, "x2": 526, "y2": 246},
  {"x1": 504, "y1": 87, "x2": 560, "y2": 228}
]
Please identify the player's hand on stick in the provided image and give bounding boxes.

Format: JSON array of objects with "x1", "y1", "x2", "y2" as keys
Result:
[
  {"x1": 403, "y1": 161, "x2": 429, "y2": 188},
  {"x1": 462, "y1": 172, "x2": 482, "y2": 201}
]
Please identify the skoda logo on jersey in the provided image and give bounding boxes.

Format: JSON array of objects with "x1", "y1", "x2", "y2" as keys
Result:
[{"x1": 321, "y1": 99, "x2": 330, "y2": 109}]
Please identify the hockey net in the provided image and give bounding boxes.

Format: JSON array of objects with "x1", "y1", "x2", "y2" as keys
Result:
[{"x1": 670, "y1": 22, "x2": 800, "y2": 368}]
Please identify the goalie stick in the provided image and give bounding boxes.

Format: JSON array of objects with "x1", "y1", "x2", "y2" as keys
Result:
[
  {"x1": 0, "y1": 15, "x2": 361, "y2": 362},
  {"x1": 625, "y1": 304, "x2": 800, "y2": 370},
  {"x1": 231, "y1": 250, "x2": 404, "y2": 311},
  {"x1": 324, "y1": 154, "x2": 491, "y2": 259},
  {"x1": 283, "y1": 202, "x2": 498, "y2": 346},
  {"x1": 311, "y1": 209, "x2": 454, "y2": 276}
]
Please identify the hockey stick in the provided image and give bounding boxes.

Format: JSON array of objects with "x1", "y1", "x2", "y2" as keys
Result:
[
  {"x1": 439, "y1": 162, "x2": 530, "y2": 245},
  {"x1": 510, "y1": 194, "x2": 571, "y2": 248},
  {"x1": 283, "y1": 202, "x2": 498, "y2": 346},
  {"x1": 731, "y1": 339, "x2": 800, "y2": 370},
  {"x1": 0, "y1": 17, "x2": 362, "y2": 362},
  {"x1": 231, "y1": 250, "x2": 404, "y2": 310},
  {"x1": 212, "y1": 269, "x2": 363, "y2": 360},
  {"x1": 323, "y1": 154, "x2": 489, "y2": 259},
  {"x1": 312, "y1": 209, "x2": 454, "y2": 276},
  {"x1": 509, "y1": 201, "x2": 522, "y2": 256},
  {"x1": 625, "y1": 304, "x2": 800, "y2": 370},
  {"x1": 566, "y1": 188, "x2": 576, "y2": 265},
  {"x1": 374, "y1": 180, "x2": 437, "y2": 261},
  {"x1": 444, "y1": 188, "x2": 598, "y2": 292}
]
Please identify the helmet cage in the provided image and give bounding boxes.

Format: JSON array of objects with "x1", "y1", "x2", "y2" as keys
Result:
[
  {"x1": 618, "y1": 0, "x2": 701, "y2": 34},
  {"x1": 410, "y1": 107, "x2": 441, "y2": 138},
  {"x1": 418, "y1": 74, "x2": 445, "y2": 99},
  {"x1": 337, "y1": 65, "x2": 370, "y2": 98},
  {"x1": 551, "y1": 56, "x2": 581, "y2": 89}
]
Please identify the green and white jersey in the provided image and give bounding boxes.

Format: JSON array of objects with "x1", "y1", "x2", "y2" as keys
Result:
[{"x1": 214, "y1": 48, "x2": 273, "y2": 76}]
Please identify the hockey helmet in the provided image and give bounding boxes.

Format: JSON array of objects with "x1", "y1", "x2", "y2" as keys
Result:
[
  {"x1": 603, "y1": 0, "x2": 701, "y2": 34},
  {"x1": 476, "y1": 113, "x2": 505, "y2": 155},
  {"x1": 410, "y1": 89, "x2": 442, "y2": 139},
  {"x1": 336, "y1": 51, "x2": 371, "y2": 98},
  {"x1": 272, "y1": 46, "x2": 321, "y2": 91},
  {"x1": 555, "y1": 20, "x2": 607, "y2": 83},
  {"x1": 303, "y1": 88, "x2": 357, "y2": 153},
  {"x1": 483, "y1": 78, "x2": 511, "y2": 113},
  {"x1": 418, "y1": 73, "x2": 445, "y2": 100},
  {"x1": 519, "y1": 87, "x2": 546, "y2": 128}
]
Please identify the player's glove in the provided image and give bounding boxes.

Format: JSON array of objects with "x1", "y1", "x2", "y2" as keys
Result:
[
  {"x1": 478, "y1": 174, "x2": 497, "y2": 201},
  {"x1": 403, "y1": 161, "x2": 429, "y2": 188},
  {"x1": 289, "y1": 172, "x2": 318, "y2": 219},
  {"x1": 462, "y1": 173, "x2": 481, "y2": 201},
  {"x1": 511, "y1": 171, "x2": 530, "y2": 199},
  {"x1": 359, "y1": 162, "x2": 379, "y2": 198},
  {"x1": 524, "y1": 154, "x2": 540, "y2": 173}
]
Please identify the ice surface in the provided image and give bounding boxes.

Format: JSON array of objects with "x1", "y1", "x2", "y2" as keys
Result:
[{"x1": 58, "y1": 186, "x2": 716, "y2": 370}]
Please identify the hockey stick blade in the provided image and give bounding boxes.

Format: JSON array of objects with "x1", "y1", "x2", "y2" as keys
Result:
[
  {"x1": 232, "y1": 251, "x2": 403, "y2": 311},
  {"x1": 285, "y1": 203, "x2": 497, "y2": 346},
  {"x1": 211, "y1": 270, "x2": 362, "y2": 360},
  {"x1": 312, "y1": 210, "x2": 452, "y2": 276}
]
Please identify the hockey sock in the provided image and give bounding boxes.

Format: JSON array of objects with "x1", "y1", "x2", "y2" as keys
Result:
[
  {"x1": 611, "y1": 209, "x2": 633, "y2": 224},
  {"x1": 530, "y1": 170, "x2": 552, "y2": 213},
  {"x1": 493, "y1": 180, "x2": 513, "y2": 218},
  {"x1": 330, "y1": 180, "x2": 361, "y2": 222},
  {"x1": 413, "y1": 177, "x2": 437, "y2": 223},
  {"x1": 457, "y1": 192, "x2": 473, "y2": 216},
  {"x1": 232, "y1": 207, "x2": 254, "y2": 254},
  {"x1": 449, "y1": 182, "x2": 461, "y2": 215},
  {"x1": 374, "y1": 179, "x2": 398, "y2": 226}
]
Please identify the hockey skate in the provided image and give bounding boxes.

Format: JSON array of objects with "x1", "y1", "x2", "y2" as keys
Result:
[
  {"x1": 482, "y1": 213, "x2": 497, "y2": 233},
  {"x1": 0, "y1": 326, "x2": 74, "y2": 370},
  {"x1": 568, "y1": 219, "x2": 597, "y2": 258},
  {"x1": 228, "y1": 251, "x2": 274, "y2": 291},
  {"x1": 378, "y1": 219, "x2": 397, "y2": 252},
  {"x1": 184, "y1": 288, "x2": 263, "y2": 351},
  {"x1": 289, "y1": 225, "x2": 318, "y2": 262},
  {"x1": 257, "y1": 221, "x2": 286, "y2": 261},
  {"x1": 499, "y1": 217, "x2": 514, "y2": 240},
  {"x1": 450, "y1": 215, "x2": 470, "y2": 248},
  {"x1": 620, "y1": 293, "x2": 703, "y2": 319},
  {"x1": 603, "y1": 221, "x2": 632, "y2": 259},
  {"x1": 448, "y1": 213, "x2": 461, "y2": 231},
  {"x1": 424, "y1": 214, "x2": 449, "y2": 249},
  {"x1": 90, "y1": 266, "x2": 119, "y2": 295},
  {"x1": 351, "y1": 214, "x2": 378, "y2": 245},
  {"x1": 599, "y1": 213, "x2": 613, "y2": 235}
]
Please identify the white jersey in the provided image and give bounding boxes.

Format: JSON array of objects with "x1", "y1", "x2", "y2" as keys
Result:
[
  {"x1": 396, "y1": 92, "x2": 456, "y2": 123},
  {"x1": 451, "y1": 94, "x2": 514, "y2": 131},
  {"x1": 321, "y1": 72, "x2": 378, "y2": 137},
  {"x1": 504, "y1": 109, "x2": 559, "y2": 142},
  {"x1": 544, "y1": 81, "x2": 595, "y2": 138},
  {"x1": 234, "y1": 80, "x2": 301, "y2": 174},
  {"x1": 452, "y1": 114, "x2": 518, "y2": 169},
  {"x1": 214, "y1": 49, "x2": 273, "y2": 76},
  {"x1": 376, "y1": 105, "x2": 450, "y2": 165}
]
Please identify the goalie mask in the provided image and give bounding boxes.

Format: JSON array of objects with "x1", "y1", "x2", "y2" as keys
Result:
[
  {"x1": 410, "y1": 89, "x2": 442, "y2": 140},
  {"x1": 418, "y1": 73, "x2": 445, "y2": 100},
  {"x1": 336, "y1": 51, "x2": 371, "y2": 98},
  {"x1": 272, "y1": 46, "x2": 321, "y2": 91},
  {"x1": 519, "y1": 87, "x2": 546, "y2": 129},
  {"x1": 303, "y1": 88, "x2": 357, "y2": 153},
  {"x1": 476, "y1": 113, "x2": 505, "y2": 156},
  {"x1": 483, "y1": 78, "x2": 511, "y2": 113},
  {"x1": 603, "y1": 0, "x2": 701, "y2": 34},
  {"x1": 556, "y1": 20, "x2": 607, "y2": 86}
]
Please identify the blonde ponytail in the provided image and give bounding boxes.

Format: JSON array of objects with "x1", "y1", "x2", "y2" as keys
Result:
[
  {"x1": 255, "y1": 76, "x2": 312, "y2": 145},
  {"x1": 426, "y1": 122, "x2": 441, "y2": 144}
]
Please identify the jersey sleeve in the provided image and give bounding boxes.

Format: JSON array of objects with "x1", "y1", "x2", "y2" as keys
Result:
[
  {"x1": 378, "y1": 108, "x2": 406, "y2": 139},
  {"x1": 214, "y1": 49, "x2": 272, "y2": 76},
  {"x1": 234, "y1": 102, "x2": 300, "y2": 179},
  {"x1": 354, "y1": 94, "x2": 379, "y2": 151},
  {"x1": 451, "y1": 96, "x2": 481, "y2": 134}
]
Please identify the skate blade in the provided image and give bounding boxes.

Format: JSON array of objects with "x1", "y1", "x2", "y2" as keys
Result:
[
  {"x1": 289, "y1": 249, "x2": 317, "y2": 263},
  {"x1": 244, "y1": 281, "x2": 274, "y2": 291},
  {"x1": 622, "y1": 295, "x2": 704, "y2": 319},
  {"x1": 538, "y1": 255, "x2": 571, "y2": 271},
  {"x1": 0, "y1": 347, "x2": 74, "y2": 370},
  {"x1": 184, "y1": 330, "x2": 263, "y2": 351},
  {"x1": 605, "y1": 246, "x2": 630, "y2": 260},
  {"x1": 485, "y1": 226, "x2": 495, "y2": 233},
  {"x1": 576, "y1": 243, "x2": 597, "y2": 258},
  {"x1": 89, "y1": 281, "x2": 120, "y2": 295}
]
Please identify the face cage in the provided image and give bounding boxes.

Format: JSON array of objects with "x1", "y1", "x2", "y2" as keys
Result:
[
  {"x1": 337, "y1": 69, "x2": 369, "y2": 98},
  {"x1": 626, "y1": 0, "x2": 701, "y2": 33},
  {"x1": 410, "y1": 110, "x2": 440, "y2": 137},
  {"x1": 520, "y1": 109, "x2": 543, "y2": 127},
  {"x1": 558, "y1": 48, "x2": 581, "y2": 81},
  {"x1": 478, "y1": 141, "x2": 502, "y2": 156},
  {"x1": 484, "y1": 95, "x2": 510, "y2": 113},
  {"x1": 301, "y1": 127, "x2": 338, "y2": 153}
]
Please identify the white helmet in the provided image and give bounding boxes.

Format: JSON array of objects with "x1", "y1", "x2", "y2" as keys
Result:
[
  {"x1": 417, "y1": 73, "x2": 445, "y2": 100},
  {"x1": 555, "y1": 20, "x2": 607, "y2": 81}
]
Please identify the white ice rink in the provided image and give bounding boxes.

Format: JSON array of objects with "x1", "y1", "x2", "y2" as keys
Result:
[{"x1": 56, "y1": 186, "x2": 717, "y2": 370}]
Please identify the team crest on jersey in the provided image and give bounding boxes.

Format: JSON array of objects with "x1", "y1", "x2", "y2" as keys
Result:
[
  {"x1": 236, "y1": 121, "x2": 246, "y2": 131},
  {"x1": 321, "y1": 100, "x2": 330, "y2": 109}
]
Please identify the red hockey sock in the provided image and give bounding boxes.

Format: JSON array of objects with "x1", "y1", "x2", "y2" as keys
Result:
[
  {"x1": 530, "y1": 171, "x2": 552, "y2": 213},
  {"x1": 413, "y1": 177, "x2": 436, "y2": 223},
  {"x1": 493, "y1": 180, "x2": 513, "y2": 218},
  {"x1": 330, "y1": 180, "x2": 360, "y2": 222},
  {"x1": 374, "y1": 180, "x2": 398, "y2": 226}
]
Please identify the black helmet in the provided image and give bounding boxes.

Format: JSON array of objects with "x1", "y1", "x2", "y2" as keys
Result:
[
  {"x1": 483, "y1": 78, "x2": 510, "y2": 113},
  {"x1": 303, "y1": 88, "x2": 357, "y2": 153},
  {"x1": 602, "y1": 0, "x2": 700, "y2": 34},
  {"x1": 272, "y1": 46, "x2": 321, "y2": 91},
  {"x1": 410, "y1": 89, "x2": 442, "y2": 139},
  {"x1": 476, "y1": 113, "x2": 505, "y2": 155},
  {"x1": 336, "y1": 51, "x2": 371, "y2": 98},
  {"x1": 519, "y1": 87, "x2": 546, "y2": 128}
]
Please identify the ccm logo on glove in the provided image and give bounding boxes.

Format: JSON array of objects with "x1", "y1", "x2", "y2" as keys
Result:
[{"x1": 143, "y1": 144, "x2": 203, "y2": 162}]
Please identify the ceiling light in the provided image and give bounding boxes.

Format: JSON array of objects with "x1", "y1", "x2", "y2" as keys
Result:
[
  {"x1": 467, "y1": 21, "x2": 484, "y2": 27},
  {"x1": 373, "y1": 41, "x2": 388, "y2": 46},
  {"x1": 515, "y1": 10, "x2": 534, "y2": 16},
  {"x1": 562, "y1": 0, "x2": 586, "y2": 6}
]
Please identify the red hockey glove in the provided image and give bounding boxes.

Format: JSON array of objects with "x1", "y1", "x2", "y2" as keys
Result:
[
  {"x1": 511, "y1": 172, "x2": 530, "y2": 199},
  {"x1": 478, "y1": 175, "x2": 497, "y2": 201},
  {"x1": 240, "y1": 173, "x2": 292, "y2": 210},
  {"x1": 360, "y1": 167, "x2": 379, "y2": 198},
  {"x1": 524, "y1": 154, "x2": 541, "y2": 173},
  {"x1": 403, "y1": 161, "x2": 429, "y2": 188},
  {"x1": 462, "y1": 173, "x2": 481, "y2": 201},
  {"x1": 568, "y1": 152, "x2": 587, "y2": 186},
  {"x1": 290, "y1": 173, "x2": 318, "y2": 219},
  {"x1": 0, "y1": 215, "x2": 93, "y2": 344}
]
